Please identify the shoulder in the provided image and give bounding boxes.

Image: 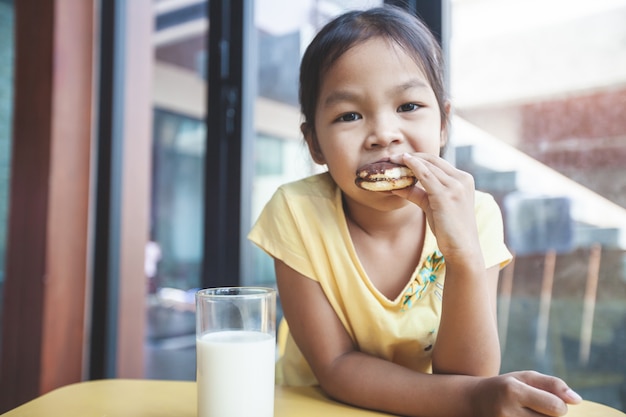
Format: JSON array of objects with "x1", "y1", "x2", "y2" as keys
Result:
[
  {"x1": 267, "y1": 172, "x2": 339, "y2": 215},
  {"x1": 474, "y1": 190, "x2": 498, "y2": 208},
  {"x1": 252, "y1": 172, "x2": 339, "y2": 230},
  {"x1": 473, "y1": 190, "x2": 513, "y2": 268},
  {"x1": 248, "y1": 172, "x2": 342, "y2": 281},
  {"x1": 277, "y1": 172, "x2": 337, "y2": 200},
  {"x1": 474, "y1": 190, "x2": 503, "y2": 219},
  {"x1": 473, "y1": 190, "x2": 504, "y2": 225}
]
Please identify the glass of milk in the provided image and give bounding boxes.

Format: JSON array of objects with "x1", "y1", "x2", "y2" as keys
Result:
[{"x1": 195, "y1": 287, "x2": 276, "y2": 417}]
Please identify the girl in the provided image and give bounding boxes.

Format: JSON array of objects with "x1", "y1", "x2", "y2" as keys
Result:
[{"x1": 249, "y1": 5, "x2": 582, "y2": 417}]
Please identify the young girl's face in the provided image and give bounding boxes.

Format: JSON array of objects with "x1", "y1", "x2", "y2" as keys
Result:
[{"x1": 306, "y1": 37, "x2": 446, "y2": 208}]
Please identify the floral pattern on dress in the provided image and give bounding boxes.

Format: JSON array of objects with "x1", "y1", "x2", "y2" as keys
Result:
[{"x1": 401, "y1": 250, "x2": 444, "y2": 312}]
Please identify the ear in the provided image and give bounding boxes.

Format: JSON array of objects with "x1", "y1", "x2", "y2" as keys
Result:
[
  {"x1": 302, "y1": 122, "x2": 326, "y2": 165},
  {"x1": 439, "y1": 100, "x2": 452, "y2": 149}
]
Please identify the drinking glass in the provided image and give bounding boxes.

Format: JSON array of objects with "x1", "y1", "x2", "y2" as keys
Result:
[{"x1": 196, "y1": 287, "x2": 276, "y2": 417}]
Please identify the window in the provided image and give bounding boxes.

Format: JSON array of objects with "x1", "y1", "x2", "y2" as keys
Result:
[
  {"x1": 144, "y1": 0, "x2": 384, "y2": 380},
  {"x1": 141, "y1": 4, "x2": 626, "y2": 411},
  {"x1": 247, "y1": 0, "x2": 384, "y2": 280},
  {"x1": 450, "y1": 0, "x2": 626, "y2": 409},
  {"x1": 0, "y1": 0, "x2": 14, "y2": 347},
  {"x1": 146, "y1": 0, "x2": 209, "y2": 380}
]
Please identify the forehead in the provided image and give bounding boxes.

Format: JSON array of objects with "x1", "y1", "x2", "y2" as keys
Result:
[{"x1": 318, "y1": 37, "x2": 432, "y2": 98}]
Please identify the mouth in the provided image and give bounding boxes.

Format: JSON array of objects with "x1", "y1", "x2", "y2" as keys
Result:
[
  {"x1": 367, "y1": 156, "x2": 391, "y2": 165},
  {"x1": 354, "y1": 158, "x2": 417, "y2": 192}
]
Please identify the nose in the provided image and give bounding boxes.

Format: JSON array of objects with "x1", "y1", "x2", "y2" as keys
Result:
[{"x1": 365, "y1": 113, "x2": 402, "y2": 149}]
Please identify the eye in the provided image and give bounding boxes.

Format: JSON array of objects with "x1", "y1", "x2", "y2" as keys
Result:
[
  {"x1": 398, "y1": 103, "x2": 420, "y2": 113},
  {"x1": 336, "y1": 112, "x2": 362, "y2": 122}
]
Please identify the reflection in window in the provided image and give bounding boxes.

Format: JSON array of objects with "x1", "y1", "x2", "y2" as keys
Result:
[
  {"x1": 250, "y1": 0, "x2": 385, "y2": 288},
  {"x1": 145, "y1": 0, "x2": 208, "y2": 382},
  {"x1": 0, "y1": 0, "x2": 15, "y2": 343},
  {"x1": 256, "y1": 135, "x2": 284, "y2": 176},
  {"x1": 451, "y1": 0, "x2": 626, "y2": 410},
  {"x1": 151, "y1": 109, "x2": 206, "y2": 292},
  {"x1": 251, "y1": 134, "x2": 312, "y2": 287}
]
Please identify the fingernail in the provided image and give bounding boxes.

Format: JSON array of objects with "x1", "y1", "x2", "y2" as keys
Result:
[
  {"x1": 566, "y1": 389, "x2": 582, "y2": 402},
  {"x1": 403, "y1": 152, "x2": 413, "y2": 159}
]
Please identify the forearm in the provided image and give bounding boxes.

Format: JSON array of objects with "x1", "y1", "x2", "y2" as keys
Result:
[
  {"x1": 318, "y1": 350, "x2": 481, "y2": 417},
  {"x1": 433, "y1": 260, "x2": 501, "y2": 376}
]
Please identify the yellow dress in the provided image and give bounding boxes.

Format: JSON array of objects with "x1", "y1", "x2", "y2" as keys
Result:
[{"x1": 248, "y1": 173, "x2": 512, "y2": 386}]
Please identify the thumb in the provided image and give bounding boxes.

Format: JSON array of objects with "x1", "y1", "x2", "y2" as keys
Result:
[{"x1": 391, "y1": 184, "x2": 428, "y2": 210}]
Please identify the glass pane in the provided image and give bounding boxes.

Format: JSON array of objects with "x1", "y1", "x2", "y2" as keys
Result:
[
  {"x1": 145, "y1": 0, "x2": 208, "y2": 380},
  {"x1": 144, "y1": 0, "x2": 385, "y2": 381},
  {"x1": 249, "y1": 0, "x2": 384, "y2": 330},
  {"x1": 0, "y1": 0, "x2": 15, "y2": 345},
  {"x1": 249, "y1": 0, "x2": 383, "y2": 286},
  {"x1": 450, "y1": 0, "x2": 626, "y2": 410}
]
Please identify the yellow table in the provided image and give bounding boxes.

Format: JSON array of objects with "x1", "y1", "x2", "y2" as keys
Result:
[{"x1": 2, "y1": 379, "x2": 624, "y2": 416}]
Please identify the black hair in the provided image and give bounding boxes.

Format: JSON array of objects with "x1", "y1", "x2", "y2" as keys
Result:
[{"x1": 299, "y1": 5, "x2": 448, "y2": 138}]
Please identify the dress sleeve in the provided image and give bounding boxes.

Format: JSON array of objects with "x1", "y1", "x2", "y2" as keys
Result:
[
  {"x1": 247, "y1": 187, "x2": 317, "y2": 281},
  {"x1": 475, "y1": 192, "x2": 513, "y2": 269}
]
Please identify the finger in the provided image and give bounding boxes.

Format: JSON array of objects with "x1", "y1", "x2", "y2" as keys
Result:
[
  {"x1": 390, "y1": 152, "x2": 453, "y2": 172},
  {"x1": 400, "y1": 153, "x2": 448, "y2": 191},
  {"x1": 516, "y1": 371, "x2": 583, "y2": 405},
  {"x1": 478, "y1": 375, "x2": 570, "y2": 417},
  {"x1": 389, "y1": 153, "x2": 456, "y2": 190},
  {"x1": 401, "y1": 154, "x2": 476, "y2": 220},
  {"x1": 518, "y1": 383, "x2": 569, "y2": 416},
  {"x1": 391, "y1": 181, "x2": 428, "y2": 209},
  {"x1": 388, "y1": 153, "x2": 410, "y2": 165},
  {"x1": 403, "y1": 152, "x2": 459, "y2": 178},
  {"x1": 401, "y1": 153, "x2": 472, "y2": 194},
  {"x1": 509, "y1": 371, "x2": 583, "y2": 416}
]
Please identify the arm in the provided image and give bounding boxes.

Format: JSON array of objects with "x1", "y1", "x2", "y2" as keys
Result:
[
  {"x1": 432, "y1": 263, "x2": 501, "y2": 375},
  {"x1": 276, "y1": 258, "x2": 478, "y2": 417},
  {"x1": 392, "y1": 152, "x2": 502, "y2": 376},
  {"x1": 276, "y1": 259, "x2": 579, "y2": 417}
]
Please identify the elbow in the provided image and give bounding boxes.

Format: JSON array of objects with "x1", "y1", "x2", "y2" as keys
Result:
[
  {"x1": 318, "y1": 379, "x2": 343, "y2": 403},
  {"x1": 314, "y1": 352, "x2": 360, "y2": 404},
  {"x1": 315, "y1": 371, "x2": 355, "y2": 406}
]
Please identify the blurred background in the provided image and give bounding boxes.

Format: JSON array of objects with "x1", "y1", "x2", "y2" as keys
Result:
[{"x1": 1, "y1": 0, "x2": 625, "y2": 412}]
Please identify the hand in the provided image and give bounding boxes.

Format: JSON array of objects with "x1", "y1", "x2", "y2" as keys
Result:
[
  {"x1": 472, "y1": 371, "x2": 583, "y2": 417},
  {"x1": 390, "y1": 153, "x2": 480, "y2": 262}
]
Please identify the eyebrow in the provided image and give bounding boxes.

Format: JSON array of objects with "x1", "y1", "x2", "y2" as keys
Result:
[
  {"x1": 322, "y1": 78, "x2": 430, "y2": 108},
  {"x1": 322, "y1": 90, "x2": 360, "y2": 108}
]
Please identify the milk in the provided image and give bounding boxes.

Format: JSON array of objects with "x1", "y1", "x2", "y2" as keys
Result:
[{"x1": 196, "y1": 330, "x2": 276, "y2": 417}]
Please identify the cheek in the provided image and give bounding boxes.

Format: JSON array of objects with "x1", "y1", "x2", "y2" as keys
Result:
[
  {"x1": 325, "y1": 154, "x2": 351, "y2": 175},
  {"x1": 326, "y1": 165, "x2": 359, "y2": 193},
  {"x1": 315, "y1": 129, "x2": 355, "y2": 165},
  {"x1": 410, "y1": 126, "x2": 444, "y2": 154},
  {"x1": 323, "y1": 151, "x2": 359, "y2": 185}
]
